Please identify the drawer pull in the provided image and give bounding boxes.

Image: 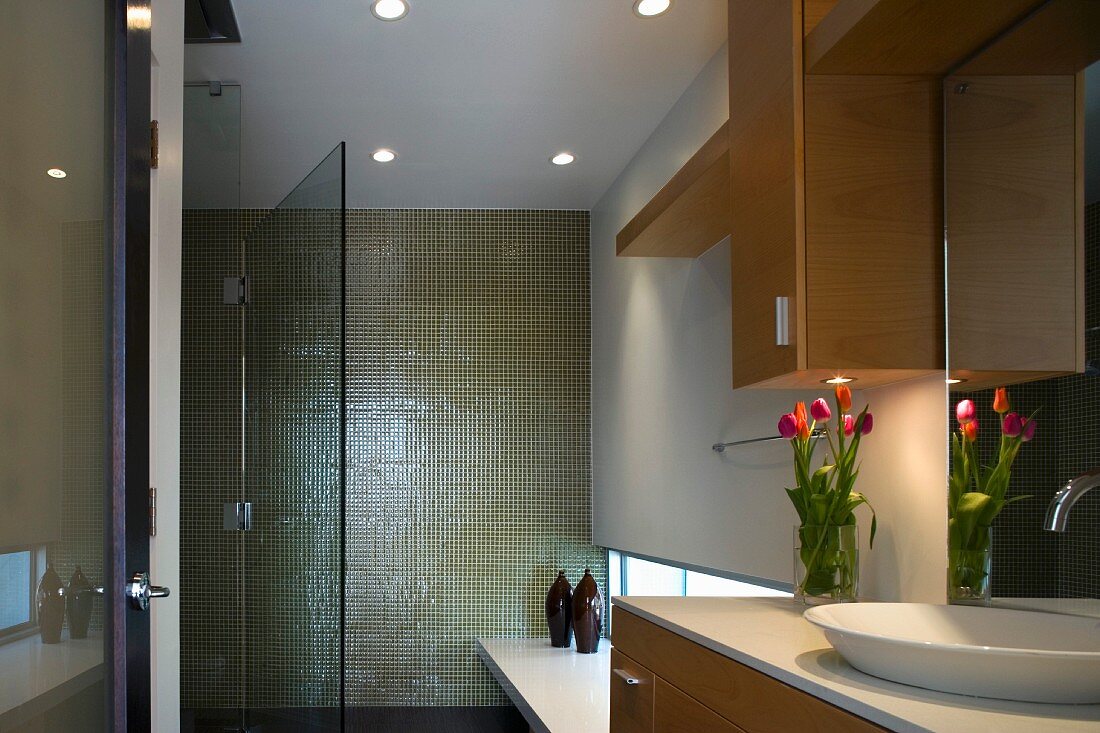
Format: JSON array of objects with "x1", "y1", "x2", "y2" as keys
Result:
[
  {"x1": 613, "y1": 668, "x2": 640, "y2": 686},
  {"x1": 775, "y1": 296, "x2": 790, "y2": 346}
]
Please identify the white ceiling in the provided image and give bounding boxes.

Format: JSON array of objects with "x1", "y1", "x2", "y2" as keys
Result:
[{"x1": 183, "y1": 0, "x2": 727, "y2": 209}]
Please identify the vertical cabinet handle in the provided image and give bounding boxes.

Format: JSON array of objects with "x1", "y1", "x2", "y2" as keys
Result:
[
  {"x1": 613, "y1": 669, "x2": 640, "y2": 686},
  {"x1": 775, "y1": 296, "x2": 790, "y2": 347}
]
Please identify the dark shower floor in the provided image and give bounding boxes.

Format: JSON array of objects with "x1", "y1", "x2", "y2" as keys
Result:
[{"x1": 182, "y1": 706, "x2": 527, "y2": 732}]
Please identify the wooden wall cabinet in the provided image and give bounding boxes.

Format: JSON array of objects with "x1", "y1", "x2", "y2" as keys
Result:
[
  {"x1": 616, "y1": 0, "x2": 1089, "y2": 391},
  {"x1": 728, "y1": 0, "x2": 943, "y2": 389},
  {"x1": 945, "y1": 74, "x2": 1084, "y2": 390},
  {"x1": 942, "y1": 0, "x2": 1096, "y2": 390},
  {"x1": 610, "y1": 607, "x2": 883, "y2": 733}
]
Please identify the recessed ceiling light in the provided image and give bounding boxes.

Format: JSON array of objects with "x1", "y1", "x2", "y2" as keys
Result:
[
  {"x1": 47, "y1": 168, "x2": 67, "y2": 179},
  {"x1": 821, "y1": 376, "x2": 855, "y2": 384},
  {"x1": 371, "y1": 0, "x2": 409, "y2": 21},
  {"x1": 371, "y1": 148, "x2": 396, "y2": 163},
  {"x1": 633, "y1": 0, "x2": 672, "y2": 18},
  {"x1": 550, "y1": 152, "x2": 575, "y2": 166},
  {"x1": 946, "y1": 377, "x2": 968, "y2": 385}
]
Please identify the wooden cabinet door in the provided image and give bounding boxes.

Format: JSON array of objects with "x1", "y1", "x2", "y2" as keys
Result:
[
  {"x1": 654, "y1": 678, "x2": 744, "y2": 733},
  {"x1": 611, "y1": 649, "x2": 655, "y2": 733},
  {"x1": 946, "y1": 74, "x2": 1082, "y2": 385},
  {"x1": 728, "y1": 0, "x2": 805, "y2": 389}
]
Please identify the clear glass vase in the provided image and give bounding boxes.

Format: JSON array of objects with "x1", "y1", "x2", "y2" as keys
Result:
[
  {"x1": 948, "y1": 526, "x2": 992, "y2": 605},
  {"x1": 793, "y1": 524, "x2": 859, "y2": 605}
]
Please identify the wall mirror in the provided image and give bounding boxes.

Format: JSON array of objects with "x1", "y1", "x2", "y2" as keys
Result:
[{"x1": 944, "y1": 0, "x2": 1099, "y2": 608}]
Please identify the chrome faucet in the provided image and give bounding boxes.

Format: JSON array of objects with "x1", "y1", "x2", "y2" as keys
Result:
[{"x1": 1044, "y1": 467, "x2": 1100, "y2": 532}]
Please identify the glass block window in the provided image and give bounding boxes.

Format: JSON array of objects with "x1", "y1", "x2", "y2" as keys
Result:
[
  {"x1": 0, "y1": 549, "x2": 34, "y2": 635},
  {"x1": 608, "y1": 549, "x2": 790, "y2": 599}
]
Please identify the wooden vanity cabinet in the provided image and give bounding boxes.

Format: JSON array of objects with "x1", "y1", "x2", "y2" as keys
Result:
[
  {"x1": 610, "y1": 607, "x2": 884, "y2": 733},
  {"x1": 728, "y1": 0, "x2": 944, "y2": 389}
]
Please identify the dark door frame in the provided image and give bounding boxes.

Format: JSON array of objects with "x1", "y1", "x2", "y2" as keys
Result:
[{"x1": 106, "y1": 0, "x2": 152, "y2": 729}]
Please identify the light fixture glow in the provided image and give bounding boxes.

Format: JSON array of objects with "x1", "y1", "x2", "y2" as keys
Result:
[
  {"x1": 371, "y1": 0, "x2": 409, "y2": 21},
  {"x1": 550, "y1": 152, "x2": 575, "y2": 166},
  {"x1": 371, "y1": 148, "x2": 396, "y2": 163},
  {"x1": 946, "y1": 378, "x2": 968, "y2": 385},
  {"x1": 821, "y1": 376, "x2": 855, "y2": 385},
  {"x1": 633, "y1": 0, "x2": 672, "y2": 17},
  {"x1": 127, "y1": 6, "x2": 151, "y2": 30},
  {"x1": 47, "y1": 168, "x2": 67, "y2": 179}
]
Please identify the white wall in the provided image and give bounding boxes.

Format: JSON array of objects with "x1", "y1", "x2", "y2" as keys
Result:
[
  {"x1": 590, "y1": 43, "x2": 948, "y2": 601},
  {"x1": 854, "y1": 375, "x2": 948, "y2": 603},
  {"x1": 150, "y1": 0, "x2": 184, "y2": 728}
]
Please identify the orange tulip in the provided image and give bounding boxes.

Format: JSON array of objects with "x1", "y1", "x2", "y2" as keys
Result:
[
  {"x1": 993, "y1": 387, "x2": 1010, "y2": 415},
  {"x1": 794, "y1": 401, "x2": 808, "y2": 425},
  {"x1": 835, "y1": 384, "x2": 852, "y2": 413},
  {"x1": 962, "y1": 419, "x2": 979, "y2": 442},
  {"x1": 798, "y1": 419, "x2": 811, "y2": 441}
]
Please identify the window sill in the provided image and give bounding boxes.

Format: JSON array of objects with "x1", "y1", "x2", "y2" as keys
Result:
[
  {"x1": 476, "y1": 638, "x2": 610, "y2": 733},
  {"x1": 0, "y1": 631, "x2": 103, "y2": 726}
]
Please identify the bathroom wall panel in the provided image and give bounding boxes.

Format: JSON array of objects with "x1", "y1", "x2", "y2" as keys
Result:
[
  {"x1": 181, "y1": 207, "x2": 605, "y2": 711},
  {"x1": 591, "y1": 42, "x2": 948, "y2": 600},
  {"x1": 344, "y1": 209, "x2": 605, "y2": 707}
]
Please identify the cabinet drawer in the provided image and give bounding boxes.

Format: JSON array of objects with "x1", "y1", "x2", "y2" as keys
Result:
[
  {"x1": 612, "y1": 608, "x2": 884, "y2": 733},
  {"x1": 655, "y1": 678, "x2": 745, "y2": 733},
  {"x1": 611, "y1": 649, "x2": 655, "y2": 733}
]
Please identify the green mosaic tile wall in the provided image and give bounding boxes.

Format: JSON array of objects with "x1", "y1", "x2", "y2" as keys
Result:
[
  {"x1": 345, "y1": 209, "x2": 604, "y2": 706},
  {"x1": 181, "y1": 208, "x2": 605, "y2": 711}
]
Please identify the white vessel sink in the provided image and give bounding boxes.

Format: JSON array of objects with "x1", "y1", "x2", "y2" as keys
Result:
[{"x1": 804, "y1": 603, "x2": 1100, "y2": 704}]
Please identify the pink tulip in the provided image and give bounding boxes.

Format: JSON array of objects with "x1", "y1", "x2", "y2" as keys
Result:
[
  {"x1": 778, "y1": 413, "x2": 798, "y2": 440},
  {"x1": 1002, "y1": 412, "x2": 1022, "y2": 438},
  {"x1": 1021, "y1": 418, "x2": 1037, "y2": 442},
  {"x1": 843, "y1": 414, "x2": 855, "y2": 437},
  {"x1": 861, "y1": 413, "x2": 874, "y2": 435},
  {"x1": 956, "y1": 399, "x2": 976, "y2": 425},
  {"x1": 810, "y1": 398, "x2": 831, "y2": 422}
]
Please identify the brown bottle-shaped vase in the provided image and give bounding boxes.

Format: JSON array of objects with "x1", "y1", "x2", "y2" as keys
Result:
[
  {"x1": 67, "y1": 566, "x2": 95, "y2": 639},
  {"x1": 37, "y1": 564, "x2": 65, "y2": 644},
  {"x1": 571, "y1": 568, "x2": 603, "y2": 654},
  {"x1": 545, "y1": 570, "x2": 573, "y2": 648}
]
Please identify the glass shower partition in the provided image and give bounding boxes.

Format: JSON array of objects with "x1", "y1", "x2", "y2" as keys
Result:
[{"x1": 240, "y1": 143, "x2": 346, "y2": 732}]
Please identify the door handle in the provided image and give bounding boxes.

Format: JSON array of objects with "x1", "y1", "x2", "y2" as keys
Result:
[{"x1": 126, "y1": 571, "x2": 171, "y2": 611}]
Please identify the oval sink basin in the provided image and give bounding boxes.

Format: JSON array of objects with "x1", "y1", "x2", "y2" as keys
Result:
[{"x1": 804, "y1": 603, "x2": 1100, "y2": 704}]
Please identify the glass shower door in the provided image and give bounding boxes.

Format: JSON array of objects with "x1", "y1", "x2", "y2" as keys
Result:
[{"x1": 241, "y1": 143, "x2": 346, "y2": 732}]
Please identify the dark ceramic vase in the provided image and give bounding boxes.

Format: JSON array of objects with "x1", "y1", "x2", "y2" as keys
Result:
[
  {"x1": 571, "y1": 568, "x2": 603, "y2": 654},
  {"x1": 545, "y1": 570, "x2": 573, "y2": 648},
  {"x1": 67, "y1": 566, "x2": 94, "y2": 639},
  {"x1": 37, "y1": 564, "x2": 65, "y2": 644}
]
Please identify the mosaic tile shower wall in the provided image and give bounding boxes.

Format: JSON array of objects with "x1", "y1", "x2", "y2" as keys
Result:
[
  {"x1": 243, "y1": 203, "x2": 343, "y2": 710},
  {"x1": 956, "y1": 201, "x2": 1100, "y2": 599},
  {"x1": 181, "y1": 208, "x2": 247, "y2": 708},
  {"x1": 345, "y1": 209, "x2": 603, "y2": 707},
  {"x1": 181, "y1": 208, "x2": 605, "y2": 711}
]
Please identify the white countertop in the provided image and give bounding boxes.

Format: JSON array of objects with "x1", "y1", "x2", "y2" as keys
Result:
[
  {"x1": 0, "y1": 632, "x2": 104, "y2": 718},
  {"x1": 993, "y1": 597, "x2": 1100, "y2": 619},
  {"x1": 476, "y1": 638, "x2": 609, "y2": 733},
  {"x1": 613, "y1": 596, "x2": 1100, "y2": 733}
]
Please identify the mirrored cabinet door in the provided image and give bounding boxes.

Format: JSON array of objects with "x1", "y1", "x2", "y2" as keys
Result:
[{"x1": 944, "y1": 0, "x2": 1100, "y2": 607}]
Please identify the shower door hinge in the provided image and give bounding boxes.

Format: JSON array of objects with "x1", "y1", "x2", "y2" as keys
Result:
[
  {"x1": 150, "y1": 120, "x2": 159, "y2": 169},
  {"x1": 148, "y1": 487, "x2": 157, "y2": 537},
  {"x1": 223, "y1": 276, "x2": 249, "y2": 305},
  {"x1": 223, "y1": 502, "x2": 253, "y2": 531}
]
